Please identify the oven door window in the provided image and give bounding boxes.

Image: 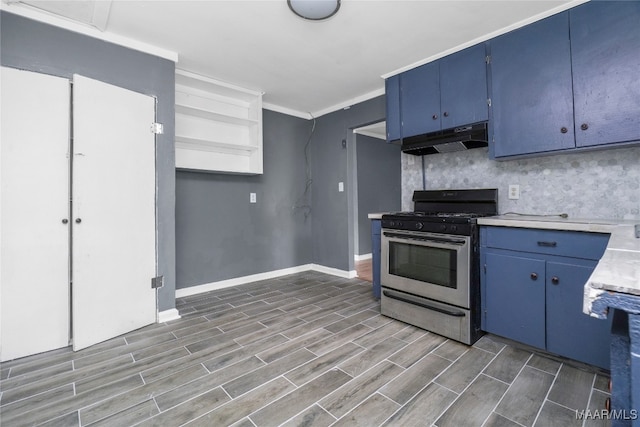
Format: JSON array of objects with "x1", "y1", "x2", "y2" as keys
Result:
[{"x1": 388, "y1": 241, "x2": 457, "y2": 289}]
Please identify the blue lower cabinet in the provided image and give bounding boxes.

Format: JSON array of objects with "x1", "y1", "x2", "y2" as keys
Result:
[
  {"x1": 371, "y1": 219, "x2": 381, "y2": 299},
  {"x1": 611, "y1": 310, "x2": 633, "y2": 427},
  {"x1": 628, "y1": 313, "x2": 640, "y2": 427},
  {"x1": 591, "y1": 293, "x2": 640, "y2": 426},
  {"x1": 481, "y1": 226, "x2": 611, "y2": 369},
  {"x1": 484, "y1": 252, "x2": 546, "y2": 349},
  {"x1": 546, "y1": 260, "x2": 611, "y2": 369}
]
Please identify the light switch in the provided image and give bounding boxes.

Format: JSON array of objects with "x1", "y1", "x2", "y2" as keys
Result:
[{"x1": 338, "y1": 182, "x2": 344, "y2": 192}]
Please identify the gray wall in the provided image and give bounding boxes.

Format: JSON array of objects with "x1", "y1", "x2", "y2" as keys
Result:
[
  {"x1": 176, "y1": 97, "x2": 387, "y2": 288},
  {"x1": 356, "y1": 134, "x2": 401, "y2": 255},
  {"x1": 1, "y1": 12, "x2": 177, "y2": 311},
  {"x1": 311, "y1": 96, "x2": 386, "y2": 272},
  {"x1": 175, "y1": 110, "x2": 314, "y2": 288}
]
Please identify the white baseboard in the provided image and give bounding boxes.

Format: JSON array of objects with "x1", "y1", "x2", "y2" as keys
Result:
[
  {"x1": 354, "y1": 253, "x2": 372, "y2": 261},
  {"x1": 157, "y1": 308, "x2": 181, "y2": 323},
  {"x1": 175, "y1": 264, "x2": 314, "y2": 298},
  {"x1": 175, "y1": 263, "x2": 356, "y2": 298},
  {"x1": 310, "y1": 263, "x2": 358, "y2": 279}
]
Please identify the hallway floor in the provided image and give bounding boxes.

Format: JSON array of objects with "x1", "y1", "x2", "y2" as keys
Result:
[
  {"x1": 355, "y1": 258, "x2": 373, "y2": 282},
  {"x1": 0, "y1": 272, "x2": 609, "y2": 426}
]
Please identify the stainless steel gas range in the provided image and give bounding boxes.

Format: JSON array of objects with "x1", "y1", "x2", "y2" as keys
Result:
[{"x1": 380, "y1": 189, "x2": 498, "y2": 345}]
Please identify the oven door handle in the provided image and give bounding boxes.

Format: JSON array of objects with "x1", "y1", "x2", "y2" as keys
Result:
[
  {"x1": 383, "y1": 232, "x2": 467, "y2": 246},
  {"x1": 383, "y1": 290, "x2": 466, "y2": 317}
]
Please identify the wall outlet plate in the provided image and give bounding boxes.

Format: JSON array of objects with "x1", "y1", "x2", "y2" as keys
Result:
[
  {"x1": 508, "y1": 184, "x2": 520, "y2": 200},
  {"x1": 250, "y1": 193, "x2": 256, "y2": 203}
]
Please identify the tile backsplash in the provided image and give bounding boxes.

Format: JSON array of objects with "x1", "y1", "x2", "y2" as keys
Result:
[{"x1": 402, "y1": 146, "x2": 640, "y2": 220}]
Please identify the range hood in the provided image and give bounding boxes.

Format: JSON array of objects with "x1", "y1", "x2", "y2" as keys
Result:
[{"x1": 401, "y1": 122, "x2": 488, "y2": 156}]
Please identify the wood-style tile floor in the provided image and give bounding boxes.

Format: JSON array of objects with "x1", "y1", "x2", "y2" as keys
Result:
[{"x1": 0, "y1": 272, "x2": 610, "y2": 426}]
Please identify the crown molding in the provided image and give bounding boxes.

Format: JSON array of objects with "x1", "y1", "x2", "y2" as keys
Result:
[{"x1": 1, "y1": 2, "x2": 178, "y2": 62}]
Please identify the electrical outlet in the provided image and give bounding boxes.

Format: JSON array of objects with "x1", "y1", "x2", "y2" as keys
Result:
[
  {"x1": 250, "y1": 192, "x2": 256, "y2": 203},
  {"x1": 508, "y1": 184, "x2": 520, "y2": 200},
  {"x1": 338, "y1": 182, "x2": 344, "y2": 192}
]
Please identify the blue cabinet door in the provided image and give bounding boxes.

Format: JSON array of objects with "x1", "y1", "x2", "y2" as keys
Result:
[
  {"x1": 570, "y1": 1, "x2": 640, "y2": 148},
  {"x1": 400, "y1": 61, "x2": 440, "y2": 137},
  {"x1": 385, "y1": 75, "x2": 402, "y2": 143},
  {"x1": 484, "y1": 251, "x2": 546, "y2": 349},
  {"x1": 440, "y1": 43, "x2": 488, "y2": 130},
  {"x1": 546, "y1": 260, "x2": 612, "y2": 369},
  {"x1": 490, "y1": 12, "x2": 575, "y2": 158}
]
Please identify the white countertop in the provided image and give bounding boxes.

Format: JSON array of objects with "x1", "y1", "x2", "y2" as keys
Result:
[
  {"x1": 368, "y1": 212, "x2": 387, "y2": 220},
  {"x1": 584, "y1": 223, "x2": 640, "y2": 318},
  {"x1": 476, "y1": 215, "x2": 640, "y2": 314},
  {"x1": 477, "y1": 215, "x2": 622, "y2": 233}
]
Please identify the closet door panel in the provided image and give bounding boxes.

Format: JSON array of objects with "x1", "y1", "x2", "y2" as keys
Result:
[
  {"x1": 1, "y1": 67, "x2": 70, "y2": 361},
  {"x1": 72, "y1": 75, "x2": 156, "y2": 351}
]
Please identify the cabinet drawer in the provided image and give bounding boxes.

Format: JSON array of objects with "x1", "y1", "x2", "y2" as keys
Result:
[{"x1": 483, "y1": 226, "x2": 609, "y2": 260}]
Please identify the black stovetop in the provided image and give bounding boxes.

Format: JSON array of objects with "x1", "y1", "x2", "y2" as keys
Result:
[
  {"x1": 381, "y1": 189, "x2": 498, "y2": 235},
  {"x1": 383, "y1": 211, "x2": 491, "y2": 222}
]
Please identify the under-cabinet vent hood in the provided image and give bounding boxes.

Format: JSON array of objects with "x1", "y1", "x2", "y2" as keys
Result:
[{"x1": 401, "y1": 122, "x2": 488, "y2": 156}]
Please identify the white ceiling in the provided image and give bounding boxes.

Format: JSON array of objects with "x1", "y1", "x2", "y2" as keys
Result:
[{"x1": 2, "y1": 0, "x2": 587, "y2": 118}]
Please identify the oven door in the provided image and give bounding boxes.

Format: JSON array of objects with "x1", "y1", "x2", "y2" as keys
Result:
[{"x1": 381, "y1": 229, "x2": 470, "y2": 308}]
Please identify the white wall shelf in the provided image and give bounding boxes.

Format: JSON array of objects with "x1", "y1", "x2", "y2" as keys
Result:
[
  {"x1": 175, "y1": 69, "x2": 263, "y2": 174},
  {"x1": 175, "y1": 104, "x2": 258, "y2": 127},
  {"x1": 175, "y1": 136, "x2": 258, "y2": 154}
]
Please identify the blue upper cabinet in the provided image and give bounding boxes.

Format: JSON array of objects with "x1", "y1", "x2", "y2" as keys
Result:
[
  {"x1": 570, "y1": 1, "x2": 640, "y2": 148},
  {"x1": 490, "y1": 2, "x2": 640, "y2": 159},
  {"x1": 386, "y1": 43, "x2": 488, "y2": 141},
  {"x1": 440, "y1": 43, "x2": 489, "y2": 130},
  {"x1": 385, "y1": 75, "x2": 401, "y2": 143},
  {"x1": 400, "y1": 61, "x2": 440, "y2": 137},
  {"x1": 490, "y1": 12, "x2": 575, "y2": 158}
]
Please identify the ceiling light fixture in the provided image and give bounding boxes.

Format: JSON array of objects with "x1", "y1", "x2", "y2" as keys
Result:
[{"x1": 288, "y1": 0, "x2": 341, "y2": 21}]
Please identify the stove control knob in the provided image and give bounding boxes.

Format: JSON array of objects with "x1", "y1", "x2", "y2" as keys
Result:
[
  {"x1": 450, "y1": 225, "x2": 458, "y2": 233},
  {"x1": 397, "y1": 221, "x2": 403, "y2": 227},
  {"x1": 415, "y1": 222, "x2": 423, "y2": 230},
  {"x1": 440, "y1": 224, "x2": 448, "y2": 232}
]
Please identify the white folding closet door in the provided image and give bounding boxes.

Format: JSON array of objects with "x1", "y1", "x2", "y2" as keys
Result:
[
  {"x1": 1, "y1": 67, "x2": 71, "y2": 361},
  {"x1": 71, "y1": 75, "x2": 157, "y2": 351}
]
